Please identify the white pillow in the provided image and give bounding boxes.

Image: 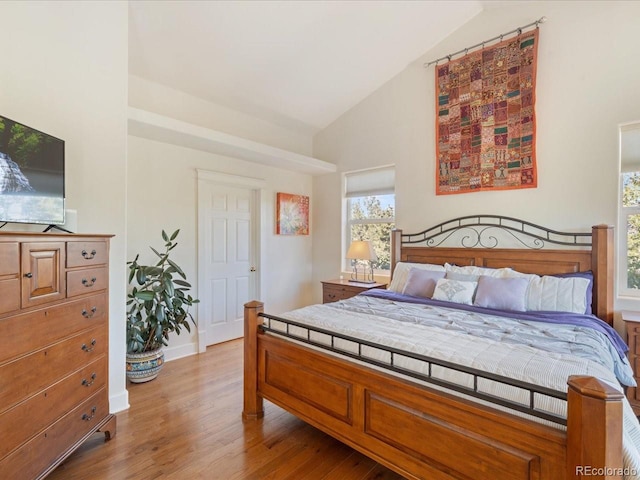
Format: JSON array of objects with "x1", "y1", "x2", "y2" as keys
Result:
[
  {"x1": 473, "y1": 276, "x2": 529, "y2": 311},
  {"x1": 432, "y1": 278, "x2": 477, "y2": 305},
  {"x1": 389, "y1": 262, "x2": 446, "y2": 293},
  {"x1": 444, "y1": 263, "x2": 519, "y2": 278},
  {"x1": 525, "y1": 275, "x2": 591, "y2": 313}
]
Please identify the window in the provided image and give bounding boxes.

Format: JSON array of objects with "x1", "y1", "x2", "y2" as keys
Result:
[
  {"x1": 344, "y1": 166, "x2": 395, "y2": 271},
  {"x1": 619, "y1": 123, "x2": 640, "y2": 295}
]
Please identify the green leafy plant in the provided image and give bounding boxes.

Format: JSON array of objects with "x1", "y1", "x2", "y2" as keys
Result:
[{"x1": 126, "y1": 229, "x2": 199, "y2": 353}]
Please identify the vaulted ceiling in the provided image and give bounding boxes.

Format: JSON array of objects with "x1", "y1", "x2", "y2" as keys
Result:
[{"x1": 129, "y1": 1, "x2": 486, "y2": 136}]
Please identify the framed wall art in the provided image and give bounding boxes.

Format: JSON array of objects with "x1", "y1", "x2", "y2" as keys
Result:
[{"x1": 276, "y1": 192, "x2": 309, "y2": 235}]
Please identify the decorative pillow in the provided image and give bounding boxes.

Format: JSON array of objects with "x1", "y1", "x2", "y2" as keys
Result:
[
  {"x1": 553, "y1": 271, "x2": 593, "y2": 314},
  {"x1": 402, "y1": 269, "x2": 446, "y2": 298},
  {"x1": 432, "y1": 278, "x2": 477, "y2": 305},
  {"x1": 389, "y1": 262, "x2": 446, "y2": 293},
  {"x1": 525, "y1": 275, "x2": 591, "y2": 314},
  {"x1": 473, "y1": 276, "x2": 529, "y2": 311},
  {"x1": 445, "y1": 263, "x2": 518, "y2": 278}
]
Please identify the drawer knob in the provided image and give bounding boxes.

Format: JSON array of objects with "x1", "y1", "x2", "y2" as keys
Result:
[
  {"x1": 82, "y1": 277, "x2": 97, "y2": 287},
  {"x1": 81, "y1": 406, "x2": 97, "y2": 421},
  {"x1": 82, "y1": 373, "x2": 97, "y2": 387},
  {"x1": 82, "y1": 306, "x2": 97, "y2": 318},
  {"x1": 81, "y1": 339, "x2": 97, "y2": 353},
  {"x1": 24, "y1": 272, "x2": 33, "y2": 278},
  {"x1": 81, "y1": 249, "x2": 97, "y2": 260}
]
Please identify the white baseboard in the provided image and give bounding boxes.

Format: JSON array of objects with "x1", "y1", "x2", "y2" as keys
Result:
[
  {"x1": 109, "y1": 388, "x2": 130, "y2": 413},
  {"x1": 163, "y1": 342, "x2": 198, "y2": 362}
]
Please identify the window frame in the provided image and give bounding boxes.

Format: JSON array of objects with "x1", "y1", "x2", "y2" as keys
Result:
[
  {"x1": 345, "y1": 194, "x2": 395, "y2": 274},
  {"x1": 618, "y1": 122, "x2": 640, "y2": 298},
  {"x1": 618, "y1": 173, "x2": 640, "y2": 297},
  {"x1": 343, "y1": 164, "x2": 396, "y2": 275}
]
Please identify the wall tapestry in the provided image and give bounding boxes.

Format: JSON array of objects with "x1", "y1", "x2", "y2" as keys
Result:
[
  {"x1": 276, "y1": 192, "x2": 309, "y2": 235},
  {"x1": 436, "y1": 29, "x2": 539, "y2": 195}
]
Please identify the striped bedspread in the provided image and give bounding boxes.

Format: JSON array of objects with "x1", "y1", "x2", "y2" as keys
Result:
[{"x1": 277, "y1": 293, "x2": 640, "y2": 479}]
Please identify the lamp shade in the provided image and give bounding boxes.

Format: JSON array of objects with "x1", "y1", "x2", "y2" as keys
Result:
[{"x1": 346, "y1": 240, "x2": 377, "y2": 262}]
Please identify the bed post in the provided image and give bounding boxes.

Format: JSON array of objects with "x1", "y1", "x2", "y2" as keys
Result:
[
  {"x1": 391, "y1": 229, "x2": 402, "y2": 280},
  {"x1": 591, "y1": 225, "x2": 614, "y2": 326},
  {"x1": 566, "y1": 376, "x2": 623, "y2": 479},
  {"x1": 242, "y1": 300, "x2": 264, "y2": 421}
]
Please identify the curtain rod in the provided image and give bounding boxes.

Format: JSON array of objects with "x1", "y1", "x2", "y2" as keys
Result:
[{"x1": 423, "y1": 16, "x2": 547, "y2": 68}]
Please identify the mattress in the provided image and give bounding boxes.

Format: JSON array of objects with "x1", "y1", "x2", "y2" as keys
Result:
[{"x1": 273, "y1": 292, "x2": 640, "y2": 479}]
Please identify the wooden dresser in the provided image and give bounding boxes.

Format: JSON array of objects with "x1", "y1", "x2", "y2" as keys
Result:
[
  {"x1": 0, "y1": 232, "x2": 115, "y2": 479},
  {"x1": 321, "y1": 278, "x2": 386, "y2": 304}
]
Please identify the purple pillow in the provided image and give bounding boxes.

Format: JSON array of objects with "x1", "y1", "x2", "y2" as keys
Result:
[
  {"x1": 554, "y1": 271, "x2": 593, "y2": 315},
  {"x1": 402, "y1": 268, "x2": 446, "y2": 298},
  {"x1": 473, "y1": 276, "x2": 529, "y2": 312}
]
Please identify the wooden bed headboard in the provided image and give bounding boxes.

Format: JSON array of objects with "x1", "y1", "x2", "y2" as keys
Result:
[{"x1": 390, "y1": 215, "x2": 614, "y2": 325}]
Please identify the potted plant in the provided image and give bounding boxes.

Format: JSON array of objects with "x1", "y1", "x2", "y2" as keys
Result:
[{"x1": 125, "y1": 229, "x2": 199, "y2": 383}]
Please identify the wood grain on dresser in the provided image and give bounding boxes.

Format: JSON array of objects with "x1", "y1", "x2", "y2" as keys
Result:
[
  {"x1": 321, "y1": 278, "x2": 386, "y2": 304},
  {"x1": 0, "y1": 232, "x2": 115, "y2": 479}
]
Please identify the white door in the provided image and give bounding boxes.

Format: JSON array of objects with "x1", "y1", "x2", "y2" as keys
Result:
[{"x1": 199, "y1": 179, "x2": 258, "y2": 346}]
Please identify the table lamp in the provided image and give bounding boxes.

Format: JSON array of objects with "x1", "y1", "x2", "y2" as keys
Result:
[{"x1": 346, "y1": 240, "x2": 377, "y2": 283}]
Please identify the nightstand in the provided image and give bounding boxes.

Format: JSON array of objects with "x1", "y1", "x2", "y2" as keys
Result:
[
  {"x1": 321, "y1": 278, "x2": 386, "y2": 304},
  {"x1": 622, "y1": 311, "x2": 640, "y2": 415}
]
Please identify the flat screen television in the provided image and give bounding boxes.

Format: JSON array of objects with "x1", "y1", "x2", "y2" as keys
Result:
[{"x1": 0, "y1": 115, "x2": 65, "y2": 226}]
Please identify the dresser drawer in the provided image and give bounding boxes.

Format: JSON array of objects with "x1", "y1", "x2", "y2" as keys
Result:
[
  {"x1": 0, "y1": 388, "x2": 108, "y2": 479},
  {"x1": 323, "y1": 285, "x2": 347, "y2": 303},
  {"x1": 0, "y1": 356, "x2": 107, "y2": 459},
  {"x1": 630, "y1": 386, "x2": 640, "y2": 406},
  {"x1": 323, "y1": 284, "x2": 362, "y2": 302},
  {"x1": 0, "y1": 293, "x2": 106, "y2": 363},
  {"x1": 67, "y1": 241, "x2": 108, "y2": 268},
  {"x1": 322, "y1": 280, "x2": 386, "y2": 304},
  {"x1": 67, "y1": 266, "x2": 108, "y2": 298},
  {"x1": 634, "y1": 333, "x2": 640, "y2": 356},
  {"x1": 0, "y1": 277, "x2": 20, "y2": 315},
  {"x1": 0, "y1": 243, "x2": 20, "y2": 314},
  {"x1": 0, "y1": 242, "x2": 19, "y2": 275},
  {"x1": 0, "y1": 326, "x2": 107, "y2": 409}
]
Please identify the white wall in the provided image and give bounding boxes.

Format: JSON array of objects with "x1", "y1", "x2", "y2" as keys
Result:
[
  {"x1": 128, "y1": 73, "x2": 317, "y2": 359},
  {"x1": 127, "y1": 134, "x2": 314, "y2": 359},
  {"x1": 0, "y1": 2, "x2": 129, "y2": 412},
  {"x1": 312, "y1": 1, "x2": 640, "y2": 329},
  {"x1": 129, "y1": 75, "x2": 313, "y2": 156}
]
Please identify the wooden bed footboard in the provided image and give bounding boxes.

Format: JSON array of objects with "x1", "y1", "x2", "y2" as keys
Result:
[{"x1": 243, "y1": 302, "x2": 624, "y2": 480}]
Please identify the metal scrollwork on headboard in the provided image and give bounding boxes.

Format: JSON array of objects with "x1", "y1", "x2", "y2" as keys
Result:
[{"x1": 401, "y1": 215, "x2": 592, "y2": 249}]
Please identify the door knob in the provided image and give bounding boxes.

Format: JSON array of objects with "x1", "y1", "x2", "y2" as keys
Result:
[
  {"x1": 24, "y1": 272, "x2": 33, "y2": 278},
  {"x1": 250, "y1": 267, "x2": 256, "y2": 272}
]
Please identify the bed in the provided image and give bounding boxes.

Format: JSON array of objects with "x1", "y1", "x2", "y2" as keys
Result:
[{"x1": 243, "y1": 215, "x2": 639, "y2": 480}]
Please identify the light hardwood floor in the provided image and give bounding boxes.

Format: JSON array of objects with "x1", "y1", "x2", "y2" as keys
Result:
[{"x1": 48, "y1": 340, "x2": 404, "y2": 480}]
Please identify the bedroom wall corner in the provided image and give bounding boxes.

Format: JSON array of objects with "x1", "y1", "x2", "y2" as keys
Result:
[{"x1": 311, "y1": 172, "x2": 343, "y2": 302}]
